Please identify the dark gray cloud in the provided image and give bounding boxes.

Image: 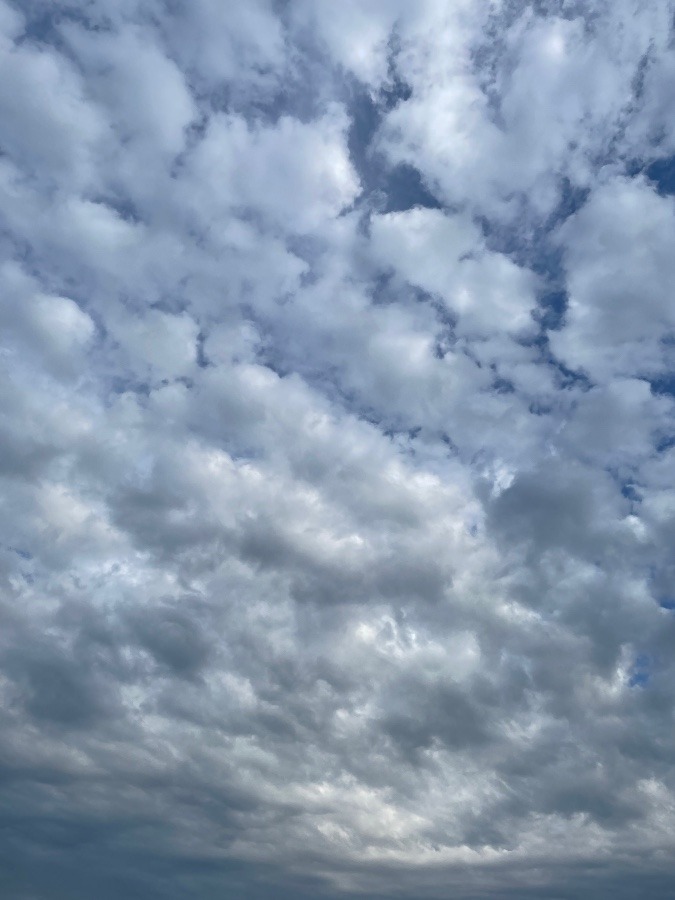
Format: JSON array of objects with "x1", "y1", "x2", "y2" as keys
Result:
[{"x1": 1, "y1": 0, "x2": 675, "y2": 897}]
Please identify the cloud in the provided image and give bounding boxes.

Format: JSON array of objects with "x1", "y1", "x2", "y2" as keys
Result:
[
  {"x1": 182, "y1": 104, "x2": 360, "y2": 233},
  {"x1": 550, "y1": 176, "x2": 675, "y2": 381},
  {"x1": 370, "y1": 206, "x2": 537, "y2": 336},
  {"x1": 1, "y1": 1, "x2": 675, "y2": 899}
]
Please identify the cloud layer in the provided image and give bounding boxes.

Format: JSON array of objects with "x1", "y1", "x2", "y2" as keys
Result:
[{"x1": 2, "y1": 2, "x2": 675, "y2": 898}]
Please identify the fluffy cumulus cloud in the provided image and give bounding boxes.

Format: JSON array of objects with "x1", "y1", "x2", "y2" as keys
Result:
[{"x1": 2, "y1": 2, "x2": 675, "y2": 898}]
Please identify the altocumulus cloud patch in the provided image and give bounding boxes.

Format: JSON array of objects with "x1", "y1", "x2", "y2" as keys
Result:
[{"x1": 2, "y1": 2, "x2": 675, "y2": 898}]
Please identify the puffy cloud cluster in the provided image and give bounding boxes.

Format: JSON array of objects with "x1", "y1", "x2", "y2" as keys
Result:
[{"x1": 1, "y1": 1, "x2": 675, "y2": 898}]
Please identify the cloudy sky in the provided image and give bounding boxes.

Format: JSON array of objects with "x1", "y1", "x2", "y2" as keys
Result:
[{"x1": 2, "y1": 1, "x2": 675, "y2": 897}]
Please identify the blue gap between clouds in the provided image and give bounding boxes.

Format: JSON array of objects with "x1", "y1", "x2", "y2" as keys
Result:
[
  {"x1": 646, "y1": 156, "x2": 675, "y2": 196},
  {"x1": 347, "y1": 81, "x2": 441, "y2": 214},
  {"x1": 349, "y1": 82, "x2": 607, "y2": 406},
  {"x1": 620, "y1": 482, "x2": 641, "y2": 504},
  {"x1": 651, "y1": 380, "x2": 675, "y2": 399},
  {"x1": 348, "y1": 83, "x2": 596, "y2": 399},
  {"x1": 629, "y1": 654, "x2": 652, "y2": 688},
  {"x1": 479, "y1": 179, "x2": 590, "y2": 368},
  {"x1": 647, "y1": 335, "x2": 675, "y2": 399}
]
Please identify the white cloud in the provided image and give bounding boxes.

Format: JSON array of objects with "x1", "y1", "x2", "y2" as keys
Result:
[
  {"x1": 163, "y1": 0, "x2": 287, "y2": 97},
  {"x1": 0, "y1": 23, "x2": 107, "y2": 188},
  {"x1": 107, "y1": 308, "x2": 199, "y2": 381},
  {"x1": 61, "y1": 22, "x2": 197, "y2": 158},
  {"x1": 371, "y1": 207, "x2": 537, "y2": 336},
  {"x1": 1, "y1": 2, "x2": 675, "y2": 899},
  {"x1": 550, "y1": 176, "x2": 675, "y2": 381},
  {"x1": 184, "y1": 104, "x2": 360, "y2": 233}
]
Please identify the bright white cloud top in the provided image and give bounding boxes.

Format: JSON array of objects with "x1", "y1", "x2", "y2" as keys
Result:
[{"x1": 1, "y1": 2, "x2": 675, "y2": 898}]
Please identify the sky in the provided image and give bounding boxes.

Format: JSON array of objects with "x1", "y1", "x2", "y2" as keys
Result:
[{"x1": 1, "y1": 1, "x2": 675, "y2": 898}]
